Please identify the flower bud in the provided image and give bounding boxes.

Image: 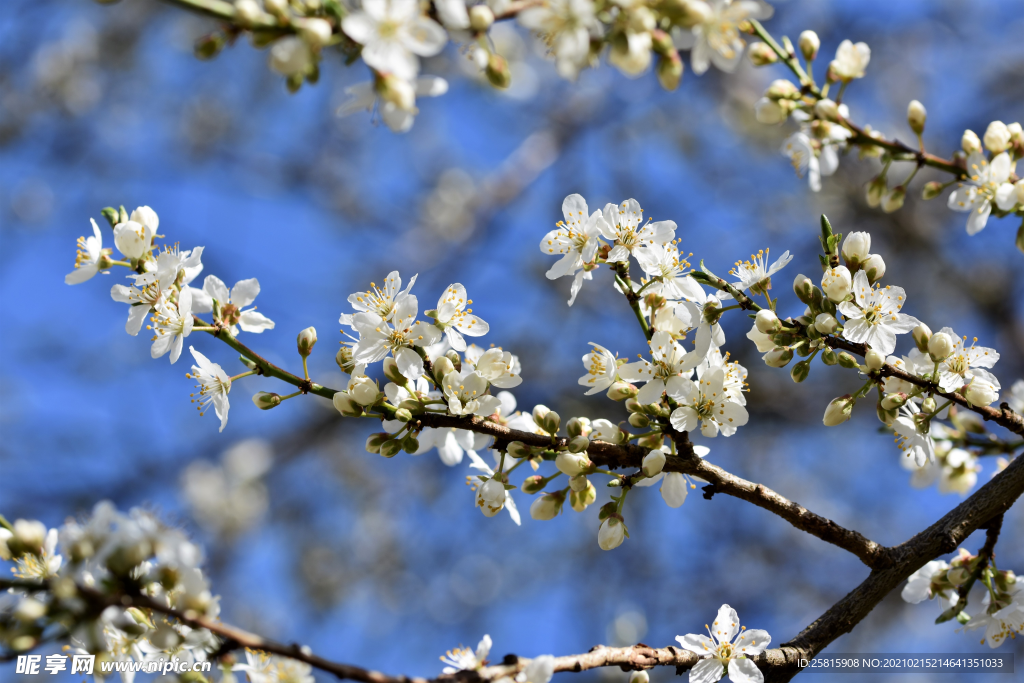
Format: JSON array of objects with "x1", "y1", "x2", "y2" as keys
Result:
[
  {"x1": 814, "y1": 98, "x2": 840, "y2": 122},
  {"x1": 252, "y1": 391, "x2": 281, "y2": 410},
  {"x1": 799, "y1": 30, "x2": 820, "y2": 60},
  {"x1": 432, "y1": 356, "x2": 455, "y2": 383},
  {"x1": 365, "y1": 432, "x2": 389, "y2": 454},
  {"x1": 382, "y1": 357, "x2": 406, "y2": 384},
  {"x1": 568, "y1": 473, "x2": 589, "y2": 492},
  {"x1": 961, "y1": 129, "x2": 982, "y2": 154},
  {"x1": 766, "y1": 79, "x2": 799, "y2": 100},
  {"x1": 530, "y1": 492, "x2": 564, "y2": 520},
  {"x1": 881, "y1": 393, "x2": 908, "y2": 410},
  {"x1": 841, "y1": 231, "x2": 871, "y2": 265},
  {"x1": 755, "y1": 309, "x2": 781, "y2": 334},
  {"x1": 630, "y1": 671, "x2": 650, "y2": 683},
  {"x1": 656, "y1": 51, "x2": 684, "y2": 92},
  {"x1": 748, "y1": 42, "x2": 778, "y2": 66},
  {"x1": 379, "y1": 439, "x2": 402, "y2": 458},
  {"x1": 555, "y1": 451, "x2": 590, "y2": 477},
  {"x1": 821, "y1": 347, "x2": 838, "y2": 365},
  {"x1": 598, "y1": 516, "x2": 626, "y2": 550},
  {"x1": 625, "y1": 398, "x2": 642, "y2": 413},
  {"x1": 330, "y1": 392, "x2": 361, "y2": 418},
  {"x1": 983, "y1": 121, "x2": 1010, "y2": 153},
  {"x1": 606, "y1": 381, "x2": 638, "y2": 401},
  {"x1": 394, "y1": 408, "x2": 413, "y2": 422},
  {"x1": 790, "y1": 358, "x2": 811, "y2": 383},
  {"x1": 881, "y1": 186, "x2": 906, "y2": 213},
  {"x1": 865, "y1": 175, "x2": 887, "y2": 208},
  {"x1": 628, "y1": 412, "x2": 650, "y2": 428},
  {"x1": 763, "y1": 347, "x2": 793, "y2": 368},
  {"x1": 378, "y1": 74, "x2": 415, "y2": 111},
  {"x1": 297, "y1": 326, "x2": 317, "y2": 356},
  {"x1": 862, "y1": 254, "x2": 886, "y2": 284},
  {"x1": 508, "y1": 441, "x2": 533, "y2": 458},
  {"x1": 486, "y1": 53, "x2": 512, "y2": 89},
  {"x1": 335, "y1": 346, "x2": 354, "y2": 373},
  {"x1": 837, "y1": 351, "x2": 859, "y2": 369},
  {"x1": 568, "y1": 436, "x2": 590, "y2": 453},
  {"x1": 921, "y1": 181, "x2": 944, "y2": 200},
  {"x1": 912, "y1": 323, "x2": 932, "y2": 352},
  {"x1": 532, "y1": 404, "x2": 550, "y2": 424},
  {"x1": 754, "y1": 97, "x2": 786, "y2": 125},
  {"x1": 469, "y1": 4, "x2": 494, "y2": 31},
  {"x1": 642, "y1": 449, "x2": 666, "y2": 477},
  {"x1": 521, "y1": 475, "x2": 546, "y2": 494},
  {"x1": 793, "y1": 273, "x2": 814, "y2": 304},
  {"x1": 821, "y1": 266, "x2": 852, "y2": 302},
  {"x1": 194, "y1": 32, "x2": 227, "y2": 60},
  {"x1": 541, "y1": 410, "x2": 561, "y2": 434},
  {"x1": 264, "y1": 0, "x2": 288, "y2": 16},
  {"x1": 865, "y1": 349, "x2": 884, "y2": 371},
  {"x1": 965, "y1": 382, "x2": 998, "y2": 406},
  {"x1": 823, "y1": 395, "x2": 855, "y2": 426},
  {"x1": 402, "y1": 434, "x2": 419, "y2": 453},
  {"x1": 234, "y1": 0, "x2": 264, "y2": 26},
  {"x1": 906, "y1": 100, "x2": 926, "y2": 135},
  {"x1": 928, "y1": 332, "x2": 954, "y2": 361},
  {"x1": 877, "y1": 404, "x2": 897, "y2": 427},
  {"x1": 296, "y1": 17, "x2": 333, "y2": 49},
  {"x1": 570, "y1": 480, "x2": 597, "y2": 512},
  {"x1": 814, "y1": 313, "x2": 838, "y2": 334},
  {"x1": 444, "y1": 349, "x2": 462, "y2": 372},
  {"x1": 348, "y1": 375, "x2": 379, "y2": 406},
  {"x1": 11, "y1": 520, "x2": 47, "y2": 555},
  {"x1": 1008, "y1": 122, "x2": 1023, "y2": 145},
  {"x1": 567, "y1": 417, "x2": 591, "y2": 438}
]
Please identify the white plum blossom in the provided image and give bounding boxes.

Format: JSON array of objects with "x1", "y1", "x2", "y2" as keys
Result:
[
  {"x1": 838, "y1": 271, "x2": 920, "y2": 356},
  {"x1": 901, "y1": 560, "x2": 951, "y2": 604},
  {"x1": 235, "y1": 651, "x2": 315, "y2": 683},
  {"x1": 187, "y1": 346, "x2": 232, "y2": 432},
  {"x1": 417, "y1": 427, "x2": 490, "y2": 466},
  {"x1": 830, "y1": 39, "x2": 870, "y2": 81},
  {"x1": 351, "y1": 295, "x2": 442, "y2": 363},
  {"x1": 668, "y1": 367, "x2": 749, "y2": 437},
  {"x1": 635, "y1": 242, "x2": 707, "y2": 303},
  {"x1": 903, "y1": 441, "x2": 978, "y2": 496},
  {"x1": 676, "y1": 604, "x2": 771, "y2": 683},
  {"x1": 947, "y1": 152, "x2": 1017, "y2": 235},
  {"x1": 112, "y1": 219, "x2": 153, "y2": 263},
  {"x1": 579, "y1": 342, "x2": 618, "y2": 395},
  {"x1": 518, "y1": 0, "x2": 601, "y2": 79},
  {"x1": 964, "y1": 583, "x2": 1024, "y2": 648},
  {"x1": 540, "y1": 194, "x2": 610, "y2": 305},
  {"x1": 468, "y1": 450, "x2": 521, "y2": 525},
  {"x1": 342, "y1": 271, "x2": 417, "y2": 325},
  {"x1": 745, "y1": 323, "x2": 775, "y2": 353},
  {"x1": 65, "y1": 218, "x2": 108, "y2": 285},
  {"x1": 133, "y1": 244, "x2": 205, "y2": 292},
  {"x1": 465, "y1": 345, "x2": 523, "y2": 389},
  {"x1": 601, "y1": 198, "x2": 676, "y2": 262},
  {"x1": 337, "y1": 75, "x2": 448, "y2": 133},
  {"x1": 618, "y1": 330, "x2": 709, "y2": 405},
  {"x1": 434, "y1": 283, "x2": 489, "y2": 351},
  {"x1": 441, "y1": 634, "x2": 492, "y2": 673},
  {"x1": 341, "y1": 0, "x2": 447, "y2": 80},
  {"x1": 149, "y1": 287, "x2": 194, "y2": 364},
  {"x1": 727, "y1": 248, "x2": 792, "y2": 296},
  {"x1": 931, "y1": 327, "x2": 1000, "y2": 393},
  {"x1": 893, "y1": 401, "x2": 935, "y2": 467},
  {"x1": 190, "y1": 275, "x2": 275, "y2": 335},
  {"x1": 671, "y1": 0, "x2": 774, "y2": 75},
  {"x1": 698, "y1": 349, "x2": 748, "y2": 406},
  {"x1": 442, "y1": 369, "x2": 502, "y2": 416}
]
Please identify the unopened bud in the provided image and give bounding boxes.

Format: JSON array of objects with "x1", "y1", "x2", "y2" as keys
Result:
[
  {"x1": 555, "y1": 451, "x2": 590, "y2": 477},
  {"x1": 252, "y1": 391, "x2": 281, "y2": 410},
  {"x1": 642, "y1": 449, "x2": 666, "y2": 477},
  {"x1": 865, "y1": 349, "x2": 884, "y2": 371},
  {"x1": 766, "y1": 79, "x2": 799, "y2": 100},
  {"x1": 521, "y1": 475, "x2": 546, "y2": 494},
  {"x1": 432, "y1": 356, "x2": 455, "y2": 383},
  {"x1": 297, "y1": 326, "x2": 317, "y2": 356},
  {"x1": 264, "y1": 0, "x2": 288, "y2": 16},
  {"x1": 402, "y1": 434, "x2": 419, "y2": 453},
  {"x1": 862, "y1": 253, "x2": 886, "y2": 284},
  {"x1": 983, "y1": 121, "x2": 1011, "y2": 153},
  {"x1": 333, "y1": 391, "x2": 363, "y2": 417},
  {"x1": 798, "y1": 30, "x2": 819, "y2": 60},
  {"x1": 754, "y1": 97, "x2": 786, "y2": 125},
  {"x1": 624, "y1": 398, "x2": 642, "y2": 414},
  {"x1": 657, "y1": 51, "x2": 684, "y2": 91},
  {"x1": 469, "y1": 4, "x2": 494, "y2": 31},
  {"x1": 837, "y1": 351, "x2": 858, "y2": 369},
  {"x1": 486, "y1": 53, "x2": 512, "y2": 89},
  {"x1": 865, "y1": 175, "x2": 887, "y2": 208},
  {"x1": 394, "y1": 408, "x2": 413, "y2": 422},
  {"x1": 445, "y1": 349, "x2": 462, "y2": 372},
  {"x1": 877, "y1": 404, "x2": 897, "y2": 427},
  {"x1": 568, "y1": 436, "x2": 591, "y2": 453},
  {"x1": 629, "y1": 671, "x2": 650, "y2": 683},
  {"x1": 567, "y1": 417, "x2": 590, "y2": 438},
  {"x1": 928, "y1": 332, "x2": 954, "y2": 361},
  {"x1": 814, "y1": 98, "x2": 840, "y2": 122},
  {"x1": 540, "y1": 410, "x2": 560, "y2": 434},
  {"x1": 530, "y1": 492, "x2": 564, "y2": 520},
  {"x1": 607, "y1": 381, "x2": 638, "y2": 401},
  {"x1": 821, "y1": 347, "x2": 838, "y2": 365},
  {"x1": 532, "y1": 404, "x2": 550, "y2": 423},
  {"x1": 379, "y1": 439, "x2": 402, "y2": 458},
  {"x1": 793, "y1": 273, "x2": 814, "y2": 303},
  {"x1": 965, "y1": 381, "x2": 999, "y2": 406},
  {"x1": 907, "y1": 100, "x2": 926, "y2": 135},
  {"x1": 383, "y1": 357, "x2": 406, "y2": 384},
  {"x1": 569, "y1": 474, "x2": 589, "y2": 492},
  {"x1": 508, "y1": 441, "x2": 533, "y2": 458},
  {"x1": 881, "y1": 393, "x2": 908, "y2": 410},
  {"x1": 814, "y1": 313, "x2": 838, "y2": 334},
  {"x1": 961, "y1": 129, "x2": 981, "y2": 154},
  {"x1": 881, "y1": 186, "x2": 906, "y2": 213},
  {"x1": 365, "y1": 432, "x2": 389, "y2": 454},
  {"x1": 296, "y1": 17, "x2": 333, "y2": 49},
  {"x1": 194, "y1": 32, "x2": 226, "y2": 60},
  {"x1": 628, "y1": 412, "x2": 650, "y2": 428},
  {"x1": 234, "y1": 0, "x2": 263, "y2": 26},
  {"x1": 748, "y1": 42, "x2": 778, "y2": 66},
  {"x1": 755, "y1": 309, "x2": 781, "y2": 334},
  {"x1": 922, "y1": 181, "x2": 944, "y2": 200},
  {"x1": 569, "y1": 480, "x2": 597, "y2": 512},
  {"x1": 823, "y1": 395, "x2": 855, "y2": 426},
  {"x1": 912, "y1": 324, "x2": 932, "y2": 352},
  {"x1": 763, "y1": 347, "x2": 793, "y2": 368},
  {"x1": 791, "y1": 359, "x2": 811, "y2": 383}
]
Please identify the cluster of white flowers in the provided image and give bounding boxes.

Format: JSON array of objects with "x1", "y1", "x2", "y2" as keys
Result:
[
  {"x1": 947, "y1": 121, "x2": 1024, "y2": 235},
  {"x1": 902, "y1": 549, "x2": 1023, "y2": 649},
  {"x1": 440, "y1": 634, "x2": 555, "y2": 683},
  {"x1": 66, "y1": 205, "x2": 277, "y2": 432}
]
